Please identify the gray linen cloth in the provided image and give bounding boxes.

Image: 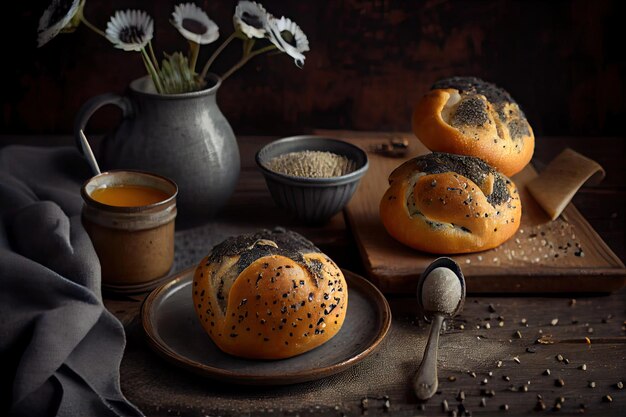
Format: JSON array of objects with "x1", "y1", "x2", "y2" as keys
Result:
[{"x1": 0, "y1": 146, "x2": 143, "y2": 417}]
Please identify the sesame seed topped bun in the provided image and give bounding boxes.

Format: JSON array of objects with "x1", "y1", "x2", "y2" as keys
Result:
[{"x1": 192, "y1": 228, "x2": 348, "y2": 359}]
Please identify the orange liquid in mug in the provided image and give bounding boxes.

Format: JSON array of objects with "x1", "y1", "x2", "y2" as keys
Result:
[{"x1": 90, "y1": 185, "x2": 170, "y2": 207}]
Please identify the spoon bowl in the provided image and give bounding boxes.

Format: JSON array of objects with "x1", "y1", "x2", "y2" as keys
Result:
[{"x1": 416, "y1": 257, "x2": 466, "y2": 321}]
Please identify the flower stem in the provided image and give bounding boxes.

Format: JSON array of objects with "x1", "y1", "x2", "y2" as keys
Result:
[
  {"x1": 200, "y1": 32, "x2": 236, "y2": 80},
  {"x1": 79, "y1": 14, "x2": 107, "y2": 39},
  {"x1": 148, "y1": 41, "x2": 160, "y2": 71},
  {"x1": 221, "y1": 44, "x2": 277, "y2": 82},
  {"x1": 141, "y1": 48, "x2": 164, "y2": 93},
  {"x1": 188, "y1": 41, "x2": 200, "y2": 72}
]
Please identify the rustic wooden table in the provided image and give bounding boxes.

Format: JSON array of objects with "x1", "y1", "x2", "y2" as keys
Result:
[
  {"x1": 96, "y1": 134, "x2": 625, "y2": 417},
  {"x1": 6, "y1": 134, "x2": 622, "y2": 416}
]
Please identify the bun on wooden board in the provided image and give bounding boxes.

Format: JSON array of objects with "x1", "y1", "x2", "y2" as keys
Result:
[
  {"x1": 412, "y1": 76, "x2": 534, "y2": 177},
  {"x1": 380, "y1": 152, "x2": 521, "y2": 254},
  {"x1": 192, "y1": 228, "x2": 347, "y2": 359}
]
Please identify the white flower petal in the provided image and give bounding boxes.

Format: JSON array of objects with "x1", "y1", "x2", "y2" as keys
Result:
[
  {"x1": 106, "y1": 9, "x2": 153, "y2": 52},
  {"x1": 171, "y1": 2, "x2": 219, "y2": 44},
  {"x1": 37, "y1": 0, "x2": 82, "y2": 47},
  {"x1": 267, "y1": 16, "x2": 308, "y2": 68},
  {"x1": 233, "y1": 1, "x2": 269, "y2": 39}
]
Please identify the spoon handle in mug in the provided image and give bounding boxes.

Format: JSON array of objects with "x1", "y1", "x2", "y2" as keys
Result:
[{"x1": 413, "y1": 313, "x2": 445, "y2": 400}]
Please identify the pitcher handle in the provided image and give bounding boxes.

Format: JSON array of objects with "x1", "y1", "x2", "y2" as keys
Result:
[{"x1": 73, "y1": 93, "x2": 133, "y2": 156}]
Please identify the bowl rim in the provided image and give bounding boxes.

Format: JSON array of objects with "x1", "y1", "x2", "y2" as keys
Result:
[{"x1": 255, "y1": 135, "x2": 369, "y2": 185}]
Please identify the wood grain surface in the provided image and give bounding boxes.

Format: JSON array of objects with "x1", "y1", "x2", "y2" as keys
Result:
[{"x1": 323, "y1": 131, "x2": 626, "y2": 294}]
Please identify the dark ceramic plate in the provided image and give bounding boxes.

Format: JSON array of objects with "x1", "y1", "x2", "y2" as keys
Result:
[{"x1": 141, "y1": 268, "x2": 391, "y2": 385}]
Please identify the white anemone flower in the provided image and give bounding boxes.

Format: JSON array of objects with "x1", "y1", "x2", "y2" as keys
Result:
[
  {"x1": 171, "y1": 3, "x2": 219, "y2": 45},
  {"x1": 233, "y1": 1, "x2": 270, "y2": 39},
  {"x1": 37, "y1": 0, "x2": 84, "y2": 47},
  {"x1": 267, "y1": 16, "x2": 309, "y2": 68},
  {"x1": 106, "y1": 10, "x2": 154, "y2": 52}
]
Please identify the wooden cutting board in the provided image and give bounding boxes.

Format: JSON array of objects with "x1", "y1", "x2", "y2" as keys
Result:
[{"x1": 317, "y1": 130, "x2": 626, "y2": 294}]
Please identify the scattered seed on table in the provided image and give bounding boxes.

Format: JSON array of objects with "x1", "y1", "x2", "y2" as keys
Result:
[
  {"x1": 543, "y1": 369, "x2": 551, "y2": 376},
  {"x1": 513, "y1": 356, "x2": 521, "y2": 364},
  {"x1": 557, "y1": 397, "x2": 565, "y2": 404},
  {"x1": 459, "y1": 324, "x2": 465, "y2": 330},
  {"x1": 500, "y1": 404, "x2": 509, "y2": 411},
  {"x1": 513, "y1": 330, "x2": 522, "y2": 339},
  {"x1": 450, "y1": 410, "x2": 457, "y2": 417},
  {"x1": 550, "y1": 318, "x2": 559, "y2": 326},
  {"x1": 507, "y1": 385, "x2": 517, "y2": 392},
  {"x1": 448, "y1": 376, "x2": 457, "y2": 382},
  {"x1": 579, "y1": 364, "x2": 587, "y2": 371},
  {"x1": 442, "y1": 399, "x2": 449, "y2": 412},
  {"x1": 616, "y1": 381, "x2": 624, "y2": 389},
  {"x1": 521, "y1": 384, "x2": 529, "y2": 392},
  {"x1": 553, "y1": 402, "x2": 562, "y2": 411},
  {"x1": 589, "y1": 381, "x2": 596, "y2": 388},
  {"x1": 569, "y1": 299, "x2": 576, "y2": 306},
  {"x1": 418, "y1": 404, "x2": 426, "y2": 411},
  {"x1": 521, "y1": 318, "x2": 527, "y2": 326},
  {"x1": 488, "y1": 304, "x2": 496, "y2": 313},
  {"x1": 481, "y1": 378, "x2": 488, "y2": 385},
  {"x1": 383, "y1": 398, "x2": 390, "y2": 411},
  {"x1": 503, "y1": 375, "x2": 510, "y2": 382},
  {"x1": 457, "y1": 391, "x2": 465, "y2": 401},
  {"x1": 498, "y1": 321, "x2": 504, "y2": 327},
  {"x1": 480, "y1": 398, "x2": 487, "y2": 407},
  {"x1": 488, "y1": 371, "x2": 493, "y2": 377},
  {"x1": 361, "y1": 398, "x2": 368, "y2": 410},
  {"x1": 481, "y1": 389, "x2": 496, "y2": 397},
  {"x1": 497, "y1": 361, "x2": 503, "y2": 368},
  {"x1": 484, "y1": 323, "x2": 491, "y2": 329},
  {"x1": 498, "y1": 315, "x2": 504, "y2": 321},
  {"x1": 603, "y1": 395, "x2": 613, "y2": 403},
  {"x1": 556, "y1": 354, "x2": 564, "y2": 362},
  {"x1": 587, "y1": 327, "x2": 594, "y2": 334},
  {"x1": 563, "y1": 358, "x2": 570, "y2": 364},
  {"x1": 555, "y1": 378, "x2": 565, "y2": 387},
  {"x1": 534, "y1": 400, "x2": 547, "y2": 411},
  {"x1": 585, "y1": 337, "x2": 591, "y2": 345},
  {"x1": 468, "y1": 371, "x2": 477, "y2": 378},
  {"x1": 537, "y1": 394, "x2": 543, "y2": 400}
]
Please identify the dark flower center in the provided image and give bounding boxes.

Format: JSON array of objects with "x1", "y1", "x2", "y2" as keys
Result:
[
  {"x1": 119, "y1": 25, "x2": 145, "y2": 44},
  {"x1": 242, "y1": 11, "x2": 263, "y2": 29},
  {"x1": 49, "y1": 0, "x2": 77, "y2": 26},
  {"x1": 182, "y1": 18, "x2": 207, "y2": 35},
  {"x1": 281, "y1": 30, "x2": 296, "y2": 47}
]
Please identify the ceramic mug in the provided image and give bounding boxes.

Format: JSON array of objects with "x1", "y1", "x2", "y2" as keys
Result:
[{"x1": 81, "y1": 170, "x2": 177, "y2": 286}]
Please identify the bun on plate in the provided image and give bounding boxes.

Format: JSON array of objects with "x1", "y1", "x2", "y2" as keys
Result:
[{"x1": 192, "y1": 228, "x2": 347, "y2": 359}]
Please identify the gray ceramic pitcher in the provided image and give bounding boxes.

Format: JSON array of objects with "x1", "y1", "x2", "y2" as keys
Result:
[{"x1": 74, "y1": 74, "x2": 240, "y2": 227}]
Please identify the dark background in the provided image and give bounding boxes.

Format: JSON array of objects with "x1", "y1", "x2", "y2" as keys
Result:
[{"x1": 1, "y1": 0, "x2": 624, "y2": 137}]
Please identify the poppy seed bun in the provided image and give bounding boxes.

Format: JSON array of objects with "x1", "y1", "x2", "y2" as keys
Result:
[
  {"x1": 380, "y1": 153, "x2": 521, "y2": 254},
  {"x1": 192, "y1": 228, "x2": 348, "y2": 360},
  {"x1": 412, "y1": 77, "x2": 534, "y2": 176}
]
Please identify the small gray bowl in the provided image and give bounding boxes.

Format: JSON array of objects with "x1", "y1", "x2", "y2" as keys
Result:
[{"x1": 256, "y1": 135, "x2": 369, "y2": 224}]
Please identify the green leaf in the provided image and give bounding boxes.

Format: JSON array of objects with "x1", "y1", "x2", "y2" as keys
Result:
[{"x1": 159, "y1": 52, "x2": 206, "y2": 94}]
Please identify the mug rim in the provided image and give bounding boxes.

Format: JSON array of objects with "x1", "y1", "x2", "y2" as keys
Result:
[{"x1": 81, "y1": 169, "x2": 178, "y2": 214}]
